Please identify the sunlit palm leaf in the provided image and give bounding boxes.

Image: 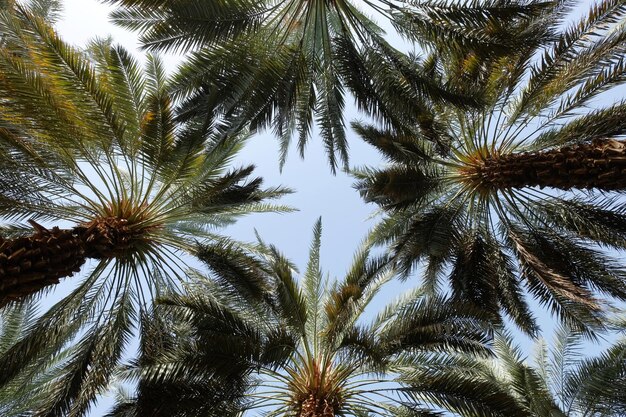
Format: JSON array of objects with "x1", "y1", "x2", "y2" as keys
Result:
[{"x1": 0, "y1": 7, "x2": 289, "y2": 414}]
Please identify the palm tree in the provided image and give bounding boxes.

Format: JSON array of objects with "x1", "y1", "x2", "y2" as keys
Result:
[
  {"x1": 354, "y1": 0, "x2": 626, "y2": 335},
  {"x1": 0, "y1": 5, "x2": 289, "y2": 414},
  {"x1": 443, "y1": 328, "x2": 626, "y2": 416},
  {"x1": 107, "y1": 219, "x2": 503, "y2": 417},
  {"x1": 104, "y1": 0, "x2": 554, "y2": 171}
]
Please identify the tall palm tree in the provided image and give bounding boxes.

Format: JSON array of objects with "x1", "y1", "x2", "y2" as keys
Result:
[
  {"x1": 0, "y1": 5, "x2": 289, "y2": 414},
  {"x1": 104, "y1": 0, "x2": 555, "y2": 171},
  {"x1": 107, "y1": 220, "x2": 504, "y2": 417},
  {"x1": 354, "y1": 0, "x2": 626, "y2": 335}
]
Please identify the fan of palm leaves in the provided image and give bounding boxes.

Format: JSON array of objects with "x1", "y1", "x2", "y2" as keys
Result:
[
  {"x1": 434, "y1": 328, "x2": 626, "y2": 416},
  {"x1": 0, "y1": 5, "x2": 290, "y2": 415},
  {"x1": 107, "y1": 219, "x2": 505, "y2": 416},
  {"x1": 354, "y1": 0, "x2": 626, "y2": 336},
  {"x1": 103, "y1": 0, "x2": 557, "y2": 171}
]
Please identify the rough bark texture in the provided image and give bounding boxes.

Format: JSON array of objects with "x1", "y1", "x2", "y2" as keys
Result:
[
  {"x1": 474, "y1": 139, "x2": 626, "y2": 190},
  {"x1": 79, "y1": 217, "x2": 135, "y2": 259},
  {"x1": 0, "y1": 221, "x2": 85, "y2": 307},
  {"x1": 299, "y1": 394, "x2": 336, "y2": 417},
  {"x1": 0, "y1": 217, "x2": 146, "y2": 307}
]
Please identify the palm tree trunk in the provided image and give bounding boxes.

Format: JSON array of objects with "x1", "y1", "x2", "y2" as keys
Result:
[
  {"x1": 299, "y1": 395, "x2": 336, "y2": 417},
  {"x1": 0, "y1": 218, "x2": 137, "y2": 307},
  {"x1": 475, "y1": 139, "x2": 626, "y2": 190},
  {"x1": 0, "y1": 221, "x2": 85, "y2": 307}
]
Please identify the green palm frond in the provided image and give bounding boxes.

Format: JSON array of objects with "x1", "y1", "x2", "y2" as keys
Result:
[
  {"x1": 21, "y1": 0, "x2": 63, "y2": 23},
  {"x1": 112, "y1": 221, "x2": 494, "y2": 416},
  {"x1": 401, "y1": 328, "x2": 626, "y2": 417},
  {"x1": 0, "y1": 7, "x2": 289, "y2": 414},
  {"x1": 356, "y1": 0, "x2": 626, "y2": 336},
  {"x1": 0, "y1": 303, "x2": 86, "y2": 416},
  {"x1": 564, "y1": 338, "x2": 626, "y2": 415},
  {"x1": 103, "y1": 0, "x2": 551, "y2": 171},
  {"x1": 474, "y1": 329, "x2": 626, "y2": 416}
]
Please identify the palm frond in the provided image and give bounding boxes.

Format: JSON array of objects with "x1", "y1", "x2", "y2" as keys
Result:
[{"x1": 111, "y1": 221, "x2": 493, "y2": 416}]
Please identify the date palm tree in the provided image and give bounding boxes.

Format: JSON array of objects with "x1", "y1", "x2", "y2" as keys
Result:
[
  {"x1": 354, "y1": 0, "x2": 626, "y2": 335},
  {"x1": 104, "y1": 0, "x2": 556, "y2": 171},
  {"x1": 0, "y1": 6, "x2": 289, "y2": 415},
  {"x1": 106, "y1": 220, "x2": 505, "y2": 417}
]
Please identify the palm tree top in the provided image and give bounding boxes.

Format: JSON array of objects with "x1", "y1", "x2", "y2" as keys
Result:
[
  {"x1": 355, "y1": 0, "x2": 626, "y2": 336},
  {"x1": 109, "y1": 219, "x2": 499, "y2": 416},
  {"x1": 103, "y1": 0, "x2": 551, "y2": 171},
  {"x1": 0, "y1": 5, "x2": 290, "y2": 414}
]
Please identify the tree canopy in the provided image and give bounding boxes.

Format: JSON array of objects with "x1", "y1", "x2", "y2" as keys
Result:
[
  {"x1": 355, "y1": 0, "x2": 626, "y2": 336},
  {"x1": 0, "y1": 0, "x2": 625, "y2": 416}
]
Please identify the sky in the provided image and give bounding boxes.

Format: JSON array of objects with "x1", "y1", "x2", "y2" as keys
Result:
[{"x1": 27, "y1": 0, "x2": 626, "y2": 414}]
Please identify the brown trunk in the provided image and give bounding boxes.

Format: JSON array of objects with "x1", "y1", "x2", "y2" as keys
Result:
[
  {"x1": 299, "y1": 394, "x2": 336, "y2": 417},
  {"x1": 473, "y1": 139, "x2": 626, "y2": 190},
  {"x1": 79, "y1": 217, "x2": 136, "y2": 259},
  {"x1": 0, "y1": 217, "x2": 145, "y2": 307},
  {"x1": 0, "y1": 221, "x2": 85, "y2": 307}
]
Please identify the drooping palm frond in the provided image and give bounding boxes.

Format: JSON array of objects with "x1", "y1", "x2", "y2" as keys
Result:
[
  {"x1": 104, "y1": 308, "x2": 250, "y2": 417},
  {"x1": 23, "y1": 0, "x2": 63, "y2": 23},
  {"x1": 0, "y1": 303, "x2": 43, "y2": 415},
  {"x1": 0, "y1": 6, "x2": 290, "y2": 415},
  {"x1": 103, "y1": 0, "x2": 555, "y2": 171},
  {"x1": 355, "y1": 0, "x2": 626, "y2": 336},
  {"x1": 471, "y1": 328, "x2": 626, "y2": 417},
  {"x1": 111, "y1": 220, "x2": 497, "y2": 416},
  {"x1": 396, "y1": 327, "x2": 626, "y2": 417}
]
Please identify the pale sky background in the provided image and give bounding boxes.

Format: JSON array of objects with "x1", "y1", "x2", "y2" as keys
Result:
[{"x1": 34, "y1": 0, "x2": 625, "y2": 414}]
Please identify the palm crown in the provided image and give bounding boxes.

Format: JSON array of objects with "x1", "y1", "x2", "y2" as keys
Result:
[
  {"x1": 355, "y1": 0, "x2": 626, "y2": 335},
  {"x1": 103, "y1": 0, "x2": 553, "y2": 171},
  {"x1": 109, "y1": 220, "x2": 498, "y2": 416},
  {"x1": 0, "y1": 5, "x2": 288, "y2": 414}
]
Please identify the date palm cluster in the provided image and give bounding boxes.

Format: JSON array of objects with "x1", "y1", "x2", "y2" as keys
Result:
[{"x1": 0, "y1": 0, "x2": 626, "y2": 416}]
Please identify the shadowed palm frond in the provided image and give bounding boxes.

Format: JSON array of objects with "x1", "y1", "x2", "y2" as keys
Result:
[
  {"x1": 103, "y1": 0, "x2": 553, "y2": 171},
  {"x1": 355, "y1": 0, "x2": 626, "y2": 336},
  {"x1": 472, "y1": 329, "x2": 626, "y2": 416}
]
